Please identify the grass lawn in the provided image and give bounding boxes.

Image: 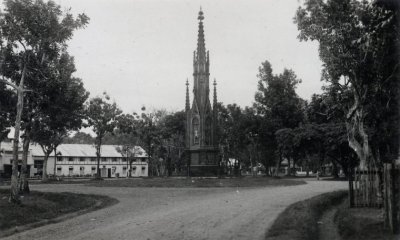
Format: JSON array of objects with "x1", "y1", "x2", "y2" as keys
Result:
[
  {"x1": 83, "y1": 176, "x2": 306, "y2": 188},
  {"x1": 266, "y1": 190, "x2": 347, "y2": 240},
  {"x1": 335, "y1": 200, "x2": 398, "y2": 240},
  {"x1": 0, "y1": 189, "x2": 118, "y2": 236}
]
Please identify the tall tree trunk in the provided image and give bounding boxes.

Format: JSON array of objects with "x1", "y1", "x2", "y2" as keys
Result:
[
  {"x1": 306, "y1": 153, "x2": 311, "y2": 177},
  {"x1": 275, "y1": 153, "x2": 282, "y2": 176},
  {"x1": 346, "y1": 93, "x2": 372, "y2": 170},
  {"x1": 9, "y1": 65, "x2": 27, "y2": 204},
  {"x1": 332, "y1": 161, "x2": 339, "y2": 179},
  {"x1": 129, "y1": 160, "x2": 132, "y2": 178},
  {"x1": 19, "y1": 133, "x2": 30, "y2": 194},
  {"x1": 41, "y1": 149, "x2": 52, "y2": 182},
  {"x1": 96, "y1": 137, "x2": 102, "y2": 179},
  {"x1": 249, "y1": 150, "x2": 254, "y2": 177},
  {"x1": 346, "y1": 87, "x2": 379, "y2": 207}
]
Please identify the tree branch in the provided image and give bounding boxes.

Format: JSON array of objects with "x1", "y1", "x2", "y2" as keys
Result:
[{"x1": 0, "y1": 77, "x2": 18, "y2": 90}]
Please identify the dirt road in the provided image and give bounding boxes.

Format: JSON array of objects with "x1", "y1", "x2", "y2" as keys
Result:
[{"x1": 3, "y1": 180, "x2": 346, "y2": 240}]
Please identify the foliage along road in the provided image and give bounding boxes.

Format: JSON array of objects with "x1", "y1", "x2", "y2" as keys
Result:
[{"x1": 3, "y1": 180, "x2": 347, "y2": 240}]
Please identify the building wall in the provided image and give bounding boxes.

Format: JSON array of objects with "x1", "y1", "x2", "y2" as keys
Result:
[
  {"x1": 33, "y1": 156, "x2": 148, "y2": 178},
  {"x1": 0, "y1": 144, "x2": 34, "y2": 177}
]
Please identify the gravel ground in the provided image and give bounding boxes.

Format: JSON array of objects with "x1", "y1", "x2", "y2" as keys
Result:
[{"x1": 2, "y1": 180, "x2": 347, "y2": 240}]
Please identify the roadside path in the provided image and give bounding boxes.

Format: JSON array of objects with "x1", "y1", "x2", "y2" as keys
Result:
[
  {"x1": 2, "y1": 180, "x2": 346, "y2": 240},
  {"x1": 318, "y1": 207, "x2": 341, "y2": 240}
]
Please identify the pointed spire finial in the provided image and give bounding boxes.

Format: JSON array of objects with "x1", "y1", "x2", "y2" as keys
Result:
[
  {"x1": 185, "y1": 78, "x2": 190, "y2": 111},
  {"x1": 198, "y1": 7, "x2": 204, "y2": 21}
]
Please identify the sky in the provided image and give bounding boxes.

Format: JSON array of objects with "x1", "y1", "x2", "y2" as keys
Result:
[{"x1": 57, "y1": 0, "x2": 323, "y2": 114}]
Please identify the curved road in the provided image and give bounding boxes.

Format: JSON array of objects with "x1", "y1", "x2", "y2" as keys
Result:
[{"x1": 3, "y1": 180, "x2": 346, "y2": 240}]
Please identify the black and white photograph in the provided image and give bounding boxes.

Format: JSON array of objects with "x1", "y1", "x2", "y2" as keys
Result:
[{"x1": 0, "y1": 0, "x2": 399, "y2": 239}]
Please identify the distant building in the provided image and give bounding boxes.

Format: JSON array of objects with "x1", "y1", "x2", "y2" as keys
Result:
[
  {"x1": 0, "y1": 141, "x2": 148, "y2": 178},
  {"x1": 0, "y1": 140, "x2": 32, "y2": 178},
  {"x1": 185, "y1": 9, "x2": 219, "y2": 176}
]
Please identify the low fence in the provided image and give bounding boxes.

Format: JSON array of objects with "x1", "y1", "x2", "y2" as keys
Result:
[
  {"x1": 348, "y1": 168, "x2": 383, "y2": 208},
  {"x1": 348, "y1": 164, "x2": 400, "y2": 234}
]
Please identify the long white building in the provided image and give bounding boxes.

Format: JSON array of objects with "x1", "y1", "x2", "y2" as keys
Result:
[{"x1": 0, "y1": 142, "x2": 148, "y2": 178}]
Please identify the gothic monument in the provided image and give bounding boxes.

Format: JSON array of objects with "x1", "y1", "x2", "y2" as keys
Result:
[{"x1": 185, "y1": 9, "x2": 219, "y2": 176}]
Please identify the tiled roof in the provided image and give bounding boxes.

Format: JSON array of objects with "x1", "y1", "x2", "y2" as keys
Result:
[
  {"x1": 0, "y1": 141, "x2": 23, "y2": 152},
  {"x1": 29, "y1": 144, "x2": 147, "y2": 158}
]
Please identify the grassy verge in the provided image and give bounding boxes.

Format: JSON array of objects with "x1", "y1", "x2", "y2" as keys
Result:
[
  {"x1": 84, "y1": 176, "x2": 306, "y2": 188},
  {"x1": 0, "y1": 189, "x2": 118, "y2": 236},
  {"x1": 335, "y1": 200, "x2": 397, "y2": 240},
  {"x1": 266, "y1": 190, "x2": 347, "y2": 240}
]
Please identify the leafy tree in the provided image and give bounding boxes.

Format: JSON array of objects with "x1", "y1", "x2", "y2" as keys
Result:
[
  {"x1": 0, "y1": 85, "x2": 15, "y2": 141},
  {"x1": 114, "y1": 113, "x2": 140, "y2": 177},
  {"x1": 85, "y1": 93, "x2": 122, "y2": 179},
  {"x1": 294, "y1": 124, "x2": 325, "y2": 175},
  {"x1": 254, "y1": 60, "x2": 305, "y2": 175},
  {"x1": 217, "y1": 104, "x2": 246, "y2": 176},
  {"x1": 304, "y1": 93, "x2": 358, "y2": 177},
  {"x1": 134, "y1": 107, "x2": 166, "y2": 177},
  {"x1": 295, "y1": 0, "x2": 399, "y2": 169},
  {"x1": 63, "y1": 132, "x2": 95, "y2": 144},
  {"x1": 275, "y1": 128, "x2": 295, "y2": 175},
  {"x1": 321, "y1": 123, "x2": 358, "y2": 177},
  {"x1": 30, "y1": 53, "x2": 88, "y2": 182},
  {"x1": 255, "y1": 60, "x2": 304, "y2": 129},
  {"x1": 241, "y1": 107, "x2": 262, "y2": 176},
  {"x1": 159, "y1": 111, "x2": 186, "y2": 176},
  {"x1": 0, "y1": 0, "x2": 88, "y2": 203}
]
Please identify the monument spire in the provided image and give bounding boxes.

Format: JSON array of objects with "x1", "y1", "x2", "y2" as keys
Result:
[
  {"x1": 196, "y1": 7, "x2": 206, "y2": 70},
  {"x1": 186, "y1": 8, "x2": 219, "y2": 176}
]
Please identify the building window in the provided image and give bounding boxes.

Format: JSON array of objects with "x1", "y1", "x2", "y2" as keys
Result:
[
  {"x1": 56, "y1": 167, "x2": 62, "y2": 174},
  {"x1": 122, "y1": 158, "x2": 127, "y2": 162},
  {"x1": 79, "y1": 157, "x2": 85, "y2": 162},
  {"x1": 91, "y1": 167, "x2": 96, "y2": 174},
  {"x1": 57, "y1": 157, "x2": 62, "y2": 162},
  {"x1": 112, "y1": 158, "x2": 117, "y2": 162},
  {"x1": 34, "y1": 160, "x2": 43, "y2": 169},
  {"x1": 112, "y1": 166, "x2": 116, "y2": 174},
  {"x1": 80, "y1": 166, "x2": 85, "y2": 175},
  {"x1": 141, "y1": 167, "x2": 146, "y2": 174},
  {"x1": 68, "y1": 166, "x2": 73, "y2": 175},
  {"x1": 122, "y1": 167, "x2": 127, "y2": 175},
  {"x1": 101, "y1": 157, "x2": 107, "y2": 162},
  {"x1": 132, "y1": 167, "x2": 136, "y2": 174},
  {"x1": 90, "y1": 158, "x2": 96, "y2": 162},
  {"x1": 68, "y1": 157, "x2": 74, "y2": 162}
]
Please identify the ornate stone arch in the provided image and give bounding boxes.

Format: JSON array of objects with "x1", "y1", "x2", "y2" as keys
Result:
[{"x1": 192, "y1": 117, "x2": 200, "y2": 145}]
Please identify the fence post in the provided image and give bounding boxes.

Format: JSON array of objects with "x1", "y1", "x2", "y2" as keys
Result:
[
  {"x1": 393, "y1": 165, "x2": 399, "y2": 234},
  {"x1": 349, "y1": 167, "x2": 354, "y2": 208},
  {"x1": 384, "y1": 163, "x2": 400, "y2": 234}
]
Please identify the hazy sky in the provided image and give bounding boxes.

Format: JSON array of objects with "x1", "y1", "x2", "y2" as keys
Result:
[{"x1": 57, "y1": 0, "x2": 323, "y2": 113}]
